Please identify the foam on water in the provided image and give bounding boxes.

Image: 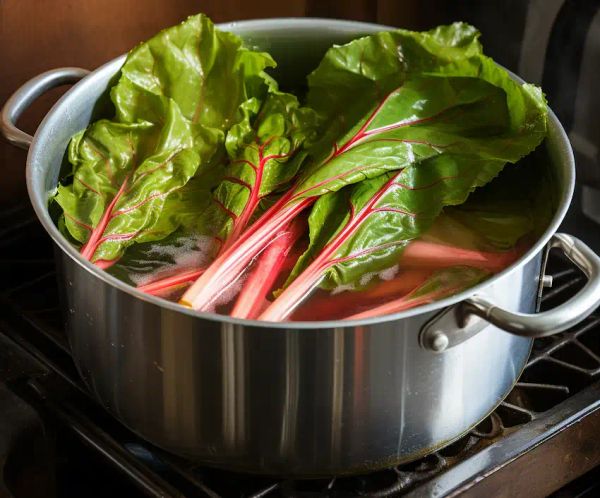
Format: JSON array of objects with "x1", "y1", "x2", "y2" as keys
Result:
[{"x1": 128, "y1": 234, "x2": 217, "y2": 287}]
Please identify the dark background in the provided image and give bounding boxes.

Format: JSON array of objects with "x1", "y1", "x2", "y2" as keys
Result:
[{"x1": 0, "y1": 0, "x2": 527, "y2": 206}]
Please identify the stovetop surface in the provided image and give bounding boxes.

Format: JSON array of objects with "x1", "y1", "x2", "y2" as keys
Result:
[{"x1": 2, "y1": 202, "x2": 600, "y2": 498}]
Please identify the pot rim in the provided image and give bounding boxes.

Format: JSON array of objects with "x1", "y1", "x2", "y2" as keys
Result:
[{"x1": 26, "y1": 17, "x2": 575, "y2": 330}]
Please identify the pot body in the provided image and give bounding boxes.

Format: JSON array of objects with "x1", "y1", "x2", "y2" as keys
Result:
[
  {"x1": 14, "y1": 19, "x2": 577, "y2": 475},
  {"x1": 62, "y1": 248, "x2": 535, "y2": 474}
]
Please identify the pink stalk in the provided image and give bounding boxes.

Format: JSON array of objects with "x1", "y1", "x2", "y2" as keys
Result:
[
  {"x1": 344, "y1": 283, "x2": 466, "y2": 320},
  {"x1": 258, "y1": 174, "x2": 405, "y2": 321},
  {"x1": 180, "y1": 193, "x2": 314, "y2": 310},
  {"x1": 136, "y1": 140, "x2": 293, "y2": 297},
  {"x1": 80, "y1": 176, "x2": 130, "y2": 261},
  {"x1": 95, "y1": 259, "x2": 118, "y2": 270},
  {"x1": 401, "y1": 241, "x2": 522, "y2": 272},
  {"x1": 290, "y1": 269, "x2": 433, "y2": 321},
  {"x1": 230, "y1": 218, "x2": 305, "y2": 319},
  {"x1": 261, "y1": 236, "x2": 522, "y2": 321},
  {"x1": 137, "y1": 268, "x2": 206, "y2": 296},
  {"x1": 181, "y1": 90, "x2": 457, "y2": 312}
]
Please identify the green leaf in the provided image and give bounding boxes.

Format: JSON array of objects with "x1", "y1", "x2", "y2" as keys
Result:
[
  {"x1": 54, "y1": 13, "x2": 278, "y2": 265},
  {"x1": 306, "y1": 22, "x2": 482, "y2": 132},
  {"x1": 209, "y1": 91, "x2": 319, "y2": 243},
  {"x1": 286, "y1": 84, "x2": 547, "y2": 292},
  {"x1": 189, "y1": 23, "x2": 549, "y2": 319},
  {"x1": 288, "y1": 23, "x2": 546, "y2": 203},
  {"x1": 55, "y1": 101, "x2": 208, "y2": 262},
  {"x1": 111, "y1": 13, "x2": 277, "y2": 129},
  {"x1": 299, "y1": 150, "x2": 537, "y2": 292}
]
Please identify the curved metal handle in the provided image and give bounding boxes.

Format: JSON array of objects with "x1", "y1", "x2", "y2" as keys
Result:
[
  {"x1": 1, "y1": 67, "x2": 89, "y2": 150},
  {"x1": 463, "y1": 233, "x2": 600, "y2": 338}
]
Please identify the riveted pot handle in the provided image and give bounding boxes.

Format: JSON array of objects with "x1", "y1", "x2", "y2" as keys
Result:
[
  {"x1": 462, "y1": 233, "x2": 600, "y2": 338},
  {"x1": 1, "y1": 67, "x2": 90, "y2": 150}
]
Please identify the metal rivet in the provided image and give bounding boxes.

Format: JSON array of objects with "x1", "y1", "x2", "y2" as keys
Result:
[
  {"x1": 430, "y1": 332, "x2": 449, "y2": 352},
  {"x1": 542, "y1": 275, "x2": 553, "y2": 288}
]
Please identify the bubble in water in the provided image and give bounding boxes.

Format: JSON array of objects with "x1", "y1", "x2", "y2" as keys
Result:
[{"x1": 127, "y1": 234, "x2": 217, "y2": 287}]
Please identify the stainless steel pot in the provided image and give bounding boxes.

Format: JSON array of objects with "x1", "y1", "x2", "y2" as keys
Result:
[{"x1": 3, "y1": 19, "x2": 600, "y2": 476}]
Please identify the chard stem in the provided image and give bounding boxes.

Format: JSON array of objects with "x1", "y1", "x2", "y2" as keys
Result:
[
  {"x1": 138, "y1": 268, "x2": 206, "y2": 295},
  {"x1": 230, "y1": 218, "x2": 305, "y2": 319},
  {"x1": 180, "y1": 196, "x2": 314, "y2": 310}
]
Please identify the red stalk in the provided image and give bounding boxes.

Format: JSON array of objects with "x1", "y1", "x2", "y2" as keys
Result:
[
  {"x1": 80, "y1": 176, "x2": 130, "y2": 261},
  {"x1": 230, "y1": 218, "x2": 305, "y2": 319},
  {"x1": 261, "y1": 234, "x2": 522, "y2": 321},
  {"x1": 344, "y1": 282, "x2": 467, "y2": 320},
  {"x1": 400, "y1": 241, "x2": 522, "y2": 272},
  {"x1": 136, "y1": 142, "x2": 294, "y2": 297},
  {"x1": 180, "y1": 194, "x2": 314, "y2": 310},
  {"x1": 258, "y1": 174, "x2": 404, "y2": 321},
  {"x1": 180, "y1": 90, "x2": 456, "y2": 313},
  {"x1": 137, "y1": 268, "x2": 206, "y2": 296},
  {"x1": 290, "y1": 269, "x2": 433, "y2": 321},
  {"x1": 95, "y1": 259, "x2": 118, "y2": 270}
]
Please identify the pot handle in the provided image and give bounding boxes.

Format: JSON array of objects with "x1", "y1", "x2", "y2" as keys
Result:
[
  {"x1": 1, "y1": 67, "x2": 90, "y2": 150},
  {"x1": 420, "y1": 233, "x2": 600, "y2": 352},
  {"x1": 463, "y1": 233, "x2": 600, "y2": 337}
]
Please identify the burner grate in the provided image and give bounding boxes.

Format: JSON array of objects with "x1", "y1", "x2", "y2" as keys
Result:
[{"x1": 2, "y1": 203, "x2": 600, "y2": 497}]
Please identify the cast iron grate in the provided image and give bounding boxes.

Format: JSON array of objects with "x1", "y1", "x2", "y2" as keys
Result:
[{"x1": 1, "y1": 203, "x2": 599, "y2": 497}]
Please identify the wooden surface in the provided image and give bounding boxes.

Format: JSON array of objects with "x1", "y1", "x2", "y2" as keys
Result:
[{"x1": 0, "y1": 0, "x2": 448, "y2": 205}]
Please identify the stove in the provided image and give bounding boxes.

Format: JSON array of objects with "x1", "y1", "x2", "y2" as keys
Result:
[{"x1": 2, "y1": 203, "x2": 600, "y2": 498}]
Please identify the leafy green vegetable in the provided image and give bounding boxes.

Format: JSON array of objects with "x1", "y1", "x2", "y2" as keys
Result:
[
  {"x1": 255, "y1": 39, "x2": 547, "y2": 320},
  {"x1": 182, "y1": 22, "x2": 547, "y2": 315},
  {"x1": 208, "y1": 92, "x2": 318, "y2": 247},
  {"x1": 111, "y1": 13, "x2": 276, "y2": 129},
  {"x1": 259, "y1": 158, "x2": 528, "y2": 321},
  {"x1": 54, "y1": 14, "x2": 278, "y2": 265},
  {"x1": 53, "y1": 16, "x2": 550, "y2": 322},
  {"x1": 55, "y1": 103, "x2": 212, "y2": 265},
  {"x1": 288, "y1": 184, "x2": 541, "y2": 322},
  {"x1": 115, "y1": 91, "x2": 318, "y2": 295}
]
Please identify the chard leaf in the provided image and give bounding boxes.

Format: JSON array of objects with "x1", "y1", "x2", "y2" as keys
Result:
[
  {"x1": 286, "y1": 150, "x2": 510, "y2": 292},
  {"x1": 306, "y1": 22, "x2": 482, "y2": 135},
  {"x1": 286, "y1": 94, "x2": 548, "y2": 292},
  {"x1": 440, "y1": 151, "x2": 555, "y2": 251},
  {"x1": 111, "y1": 13, "x2": 276, "y2": 129},
  {"x1": 288, "y1": 23, "x2": 546, "y2": 202},
  {"x1": 181, "y1": 23, "x2": 548, "y2": 317},
  {"x1": 54, "y1": 14, "x2": 277, "y2": 265},
  {"x1": 55, "y1": 101, "x2": 211, "y2": 263},
  {"x1": 209, "y1": 92, "x2": 319, "y2": 244}
]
